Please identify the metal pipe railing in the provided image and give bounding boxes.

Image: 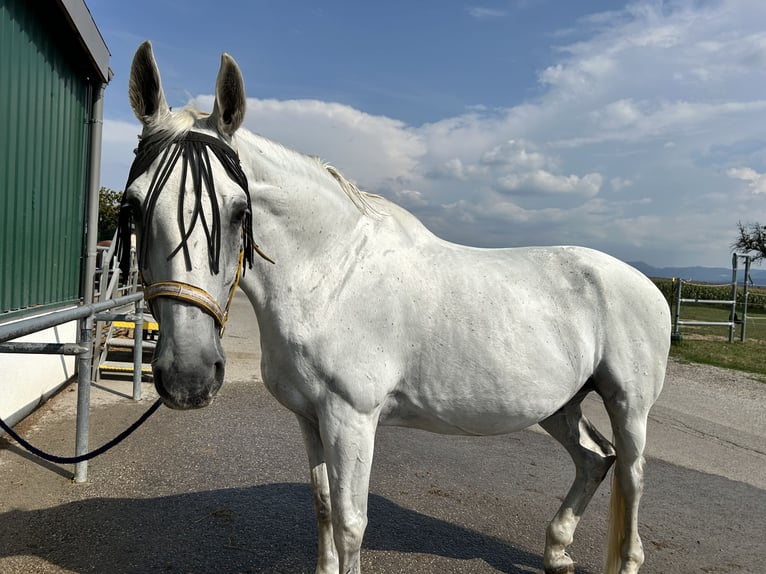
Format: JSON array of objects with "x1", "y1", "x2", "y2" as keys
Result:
[
  {"x1": 671, "y1": 253, "x2": 753, "y2": 344},
  {"x1": 0, "y1": 293, "x2": 142, "y2": 344},
  {"x1": 0, "y1": 342, "x2": 89, "y2": 354},
  {"x1": 1, "y1": 291, "x2": 145, "y2": 483}
]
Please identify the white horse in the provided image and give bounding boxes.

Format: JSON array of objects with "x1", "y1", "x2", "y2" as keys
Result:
[{"x1": 121, "y1": 41, "x2": 670, "y2": 574}]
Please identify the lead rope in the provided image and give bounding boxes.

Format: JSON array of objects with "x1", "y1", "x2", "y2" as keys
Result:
[{"x1": 0, "y1": 398, "x2": 162, "y2": 465}]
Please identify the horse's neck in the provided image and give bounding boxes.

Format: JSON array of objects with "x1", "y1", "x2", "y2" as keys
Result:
[{"x1": 236, "y1": 131, "x2": 367, "y2": 314}]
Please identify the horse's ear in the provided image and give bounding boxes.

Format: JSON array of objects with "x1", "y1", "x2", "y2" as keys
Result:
[
  {"x1": 210, "y1": 53, "x2": 246, "y2": 137},
  {"x1": 129, "y1": 41, "x2": 170, "y2": 125}
]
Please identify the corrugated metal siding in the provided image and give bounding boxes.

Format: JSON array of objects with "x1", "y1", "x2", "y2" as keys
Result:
[{"x1": 1, "y1": 0, "x2": 90, "y2": 314}]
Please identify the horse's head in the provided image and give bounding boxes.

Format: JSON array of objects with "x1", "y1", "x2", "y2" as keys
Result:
[{"x1": 121, "y1": 41, "x2": 252, "y2": 409}]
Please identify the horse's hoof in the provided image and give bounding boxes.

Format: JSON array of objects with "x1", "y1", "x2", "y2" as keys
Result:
[
  {"x1": 544, "y1": 548, "x2": 576, "y2": 574},
  {"x1": 545, "y1": 554, "x2": 575, "y2": 574}
]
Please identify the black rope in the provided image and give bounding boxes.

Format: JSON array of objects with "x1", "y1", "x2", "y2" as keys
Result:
[{"x1": 0, "y1": 398, "x2": 163, "y2": 464}]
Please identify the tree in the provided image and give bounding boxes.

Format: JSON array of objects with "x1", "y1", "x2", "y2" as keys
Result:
[
  {"x1": 98, "y1": 187, "x2": 122, "y2": 241},
  {"x1": 733, "y1": 221, "x2": 766, "y2": 263}
]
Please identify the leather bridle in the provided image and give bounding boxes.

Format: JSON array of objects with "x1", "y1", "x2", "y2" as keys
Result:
[
  {"x1": 118, "y1": 129, "x2": 270, "y2": 337},
  {"x1": 142, "y1": 246, "x2": 245, "y2": 334}
]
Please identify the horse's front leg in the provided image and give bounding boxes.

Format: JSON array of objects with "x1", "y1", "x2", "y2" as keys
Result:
[
  {"x1": 298, "y1": 416, "x2": 339, "y2": 574},
  {"x1": 319, "y1": 401, "x2": 378, "y2": 574}
]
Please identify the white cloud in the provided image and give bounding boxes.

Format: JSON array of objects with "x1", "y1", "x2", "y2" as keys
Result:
[
  {"x1": 727, "y1": 166, "x2": 766, "y2": 194},
  {"x1": 100, "y1": 119, "x2": 142, "y2": 191},
  {"x1": 467, "y1": 7, "x2": 506, "y2": 20},
  {"x1": 393, "y1": 189, "x2": 429, "y2": 209},
  {"x1": 590, "y1": 99, "x2": 644, "y2": 130},
  {"x1": 497, "y1": 171, "x2": 602, "y2": 197},
  {"x1": 480, "y1": 140, "x2": 547, "y2": 170},
  {"x1": 194, "y1": 96, "x2": 427, "y2": 191},
  {"x1": 610, "y1": 177, "x2": 634, "y2": 191},
  {"x1": 407, "y1": 1, "x2": 766, "y2": 263}
]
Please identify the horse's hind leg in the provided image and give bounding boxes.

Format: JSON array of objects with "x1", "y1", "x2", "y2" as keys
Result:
[
  {"x1": 604, "y1": 407, "x2": 649, "y2": 574},
  {"x1": 599, "y1": 391, "x2": 655, "y2": 573},
  {"x1": 539, "y1": 388, "x2": 616, "y2": 574},
  {"x1": 596, "y1": 355, "x2": 666, "y2": 574}
]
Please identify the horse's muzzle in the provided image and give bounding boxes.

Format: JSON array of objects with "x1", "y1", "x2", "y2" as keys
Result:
[
  {"x1": 151, "y1": 324, "x2": 226, "y2": 410},
  {"x1": 153, "y1": 357, "x2": 225, "y2": 410},
  {"x1": 147, "y1": 297, "x2": 227, "y2": 410}
]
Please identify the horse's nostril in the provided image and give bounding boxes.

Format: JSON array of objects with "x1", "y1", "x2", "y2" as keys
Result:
[
  {"x1": 214, "y1": 360, "x2": 225, "y2": 383},
  {"x1": 190, "y1": 395, "x2": 210, "y2": 409}
]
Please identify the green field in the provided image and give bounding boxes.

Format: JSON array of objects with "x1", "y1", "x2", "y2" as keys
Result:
[{"x1": 667, "y1": 301, "x2": 766, "y2": 379}]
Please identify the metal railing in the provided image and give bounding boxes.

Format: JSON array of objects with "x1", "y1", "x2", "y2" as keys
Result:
[
  {"x1": 0, "y1": 292, "x2": 146, "y2": 482},
  {"x1": 672, "y1": 253, "x2": 752, "y2": 343},
  {"x1": 0, "y1": 230, "x2": 150, "y2": 482},
  {"x1": 92, "y1": 233, "x2": 144, "y2": 384}
]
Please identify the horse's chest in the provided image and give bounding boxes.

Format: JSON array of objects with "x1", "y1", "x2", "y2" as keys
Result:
[{"x1": 258, "y1": 350, "x2": 315, "y2": 414}]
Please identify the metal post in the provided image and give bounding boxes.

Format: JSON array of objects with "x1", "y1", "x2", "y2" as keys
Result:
[
  {"x1": 673, "y1": 278, "x2": 683, "y2": 337},
  {"x1": 741, "y1": 255, "x2": 751, "y2": 342},
  {"x1": 81, "y1": 81, "x2": 105, "y2": 311},
  {"x1": 728, "y1": 253, "x2": 738, "y2": 343},
  {"x1": 74, "y1": 314, "x2": 94, "y2": 483},
  {"x1": 73, "y1": 80, "x2": 106, "y2": 483},
  {"x1": 132, "y1": 299, "x2": 144, "y2": 400}
]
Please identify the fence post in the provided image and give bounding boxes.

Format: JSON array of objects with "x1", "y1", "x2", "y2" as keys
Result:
[
  {"x1": 132, "y1": 298, "x2": 144, "y2": 401},
  {"x1": 673, "y1": 277, "x2": 682, "y2": 338},
  {"x1": 741, "y1": 255, "x2": 751, "y2": 342},
  {"x1": 729, "y1": 254, "x2": 738, "y2": 343},
  {"x1": 74, "y1": 313, "x2": 94, "y2": 483}
]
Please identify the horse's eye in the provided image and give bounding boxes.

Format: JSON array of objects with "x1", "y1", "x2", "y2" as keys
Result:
[
  {"x1": 123, "y1": 195, "x2": 142, "y2": 217},
  {"x1": 232, "y1": 205, "x2": 250, "y2": 225}
]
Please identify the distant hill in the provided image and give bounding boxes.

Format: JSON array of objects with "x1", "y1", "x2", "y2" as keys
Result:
[{"x1": 628, "y1": 261, "x2": 766, "y2": 284}]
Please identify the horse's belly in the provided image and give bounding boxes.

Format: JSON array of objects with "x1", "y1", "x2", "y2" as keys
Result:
[{"x1": 378, "y1": 376, "x2": 578, "y2": 436}]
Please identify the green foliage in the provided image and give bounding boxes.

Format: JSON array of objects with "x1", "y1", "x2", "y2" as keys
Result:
[
  {"x1": 648, "y1": 278, "x2": 766, "y2": 377},
  {"x1": 733, "y1": 220, "x2": 766, "y2": 263},
  {"x1": 670, "y1": 337, "x2": 766, "y2": 379},
  {"x1": 656, "y1": 288, "x2": 766, "y2": 378},
  {"x1": 98, "y1": 187, "x2": 122, "y2": 241},
  {"x1": 668, "y1": 311, "x2": 766, "y2": 378}
]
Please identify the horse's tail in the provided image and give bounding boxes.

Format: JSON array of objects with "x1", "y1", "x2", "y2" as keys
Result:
[{"x1": 604, "y1": 467, "x2": 625, "y2": 574}]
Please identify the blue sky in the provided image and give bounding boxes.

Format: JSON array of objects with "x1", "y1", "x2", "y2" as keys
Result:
[{"x1": 88, "y1": 0, "x2": 766, "y2": 268}]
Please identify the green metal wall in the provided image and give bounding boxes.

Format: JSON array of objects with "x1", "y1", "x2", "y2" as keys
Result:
[{"x1": 1, "y1": 0, "x2": 90, "y2": 314}]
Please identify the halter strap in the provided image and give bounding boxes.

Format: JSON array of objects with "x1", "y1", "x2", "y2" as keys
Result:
[
  {"x1": 143, "y1": 246, "x2": 245, "y2": 336},
  {"x1": 144, "y1": 281, "x2": 227, "y2": 327}
]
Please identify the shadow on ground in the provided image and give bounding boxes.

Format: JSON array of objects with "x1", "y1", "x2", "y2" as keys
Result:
[{"x1": 0, "y1": 483, "x2": 551, "y2": 574}]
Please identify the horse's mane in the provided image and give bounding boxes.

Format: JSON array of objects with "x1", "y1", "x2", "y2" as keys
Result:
[
  {"x1": 144, "y1": 105, "x2": 385, "y2": 219},
  {"x1": 141, "y1": 106, "x2": 206, "y2": 136},
  {"x1": 323, "y1": 163, "x2": 384, "y2": 219},
  {"x1": 235, "y1": 125, "x2": 385, "y2": 219}
]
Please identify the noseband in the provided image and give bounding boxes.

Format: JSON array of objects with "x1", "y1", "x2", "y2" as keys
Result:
[
  {"x1": 142, "y1": 247, "x2": 244, "y2": 332},
  {"x1": 118, "y1": 129, "x2": 267, "y2": 336}
]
